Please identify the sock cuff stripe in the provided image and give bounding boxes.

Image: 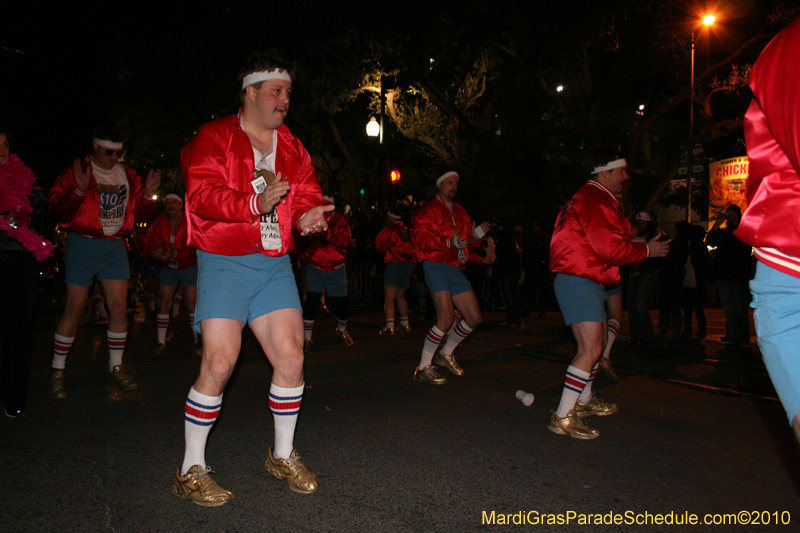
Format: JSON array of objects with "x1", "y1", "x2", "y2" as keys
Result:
[
  {"x1": 186, "y1": 397, "x2": 222, "y2": 410},
  {"x1": 185, "y1": 416, "x2": 216, "y2": 426},
  {"x1": 185, "y1": 405, "x2": 220, "y2": 420}
]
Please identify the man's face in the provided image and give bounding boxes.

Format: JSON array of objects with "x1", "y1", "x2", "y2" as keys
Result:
[
  {"x1": 438, "y1": 176, "x2": 459, "y2": 200},
  {"x1": 600, "y1": 163, "x2": 629, "y2": 195},
  {"x1": 92, "y1": 141, "x2": 122, "y2": 170},
  {"x1": 249, "y1": 79, "x2": 292, "y2": 130},
  {"x1": 0, "y1": 134, "x2": 9, "y2": 166},
  {"x1": 164, "y1": 198, "x2": 182, "y2": 215}
]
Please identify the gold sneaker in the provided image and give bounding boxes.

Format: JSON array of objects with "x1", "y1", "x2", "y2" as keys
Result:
[
  {"x1": 575, "y1": 393, "x2": 618, "y2": 417},
  {"x1": 379, "y1": 326, "x2": 396, "y2": 336},
  {"x1": 109, "y1": 365, "x2": 138, "y2": 391},
  {"x1": 303, "y1": 339, "x2": 313, "y2": 354},
  {"x1": 548, "y1": 409, "x2": 599, "y2": 440},
  {"x1": 265, "y1": 447, "x2": 319, "y2": 494},
  {"x1": 172, "y1": 465, "x2": 233, "y2": 507},
  {"x1": 49, "y1": 370, "x2": 66, "y2": 399},
  {"x1": 598, "y1": 357, "x2": 618, "y2": 382},
  {"x1": 433, "y1": 351, "x2": 464, "y2": 376},
  {"x1": 335, "y1": 328, "x2": 354, "y2": 346},
  {"x1": 412, "y1": 365, "x2": 447, "y2": 385},
  {"x1": 396, "y1": 324, "x2": 411, "y2": 334}
]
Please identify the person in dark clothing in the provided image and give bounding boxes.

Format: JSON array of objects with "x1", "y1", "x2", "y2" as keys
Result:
[
  {"x1": 707, "y1": 205, "x2": 753, "y2": 346},
  {"x1": 0, "y1": 128, "x2": 56, "y2": 417},
  {"x1": 682, "y1": 224, "x2": 709, "y2": 339},
  {"x1": 493, "y1": 223, "x2": 523, "y2": 326},
  {"x1": 627, "y1": 212, "x2": 659, "y2": 344},
  {"x1": 657, "y1": 222, "x2": 690, "y2": 340}
]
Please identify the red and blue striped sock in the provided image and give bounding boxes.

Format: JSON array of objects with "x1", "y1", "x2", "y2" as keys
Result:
[
  {"x1": 157, "y1": 314, "x2": 170, "y2": 344},
  {"x1": 440, "y1": 319, "x2": 474, "y2": 356},
  {"x1": 303, "y1": 320, "x2": 314, "y2": 341},
  {"x1": 578, "y1": 362, "x2": 600, "y2": 402},
  {"x1": 107, "y1": 330, "x2": 127, "y2": 370},
  {"x1": 556, "y1": 365, "x2": 591, "y2": 418},
  {"x1": 270, "y1": 383, "x2": 304, "y2": 459},
  {"x1": 182, "y1": 387, "x2": 222, "y2": 475},
  {"x1": 52, "y1": 333, "x2": 74, "y2": 369},
  {"x1": 419, "y1": 326, "x2": 445, "y2": 369}
]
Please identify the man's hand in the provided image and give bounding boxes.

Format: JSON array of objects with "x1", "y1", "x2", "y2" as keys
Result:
[
  {"x1": 485, "y1": 235, "x2": 496, "y2": 253},
  {"x1": 646, "y1": 231, "x2": 670, "y2": 258},
  {"x1": 145, "y1": 169, "x2": 161, "y2": 198},
  {"x1": 258, "y1": 172, "x2": 291, "y2": 213},
  {"x1": 472, "y1": 221, "x2": 491, "y2": 240},
  {"x1": 299, "y1": 204, "x2": 335, "y2": 235},
  {"x1": 452, "y1": 230, "x2": 468, "y2": 249},
  {"x1": 73, "y1": 159, "x2": 91, "y2": 192}
]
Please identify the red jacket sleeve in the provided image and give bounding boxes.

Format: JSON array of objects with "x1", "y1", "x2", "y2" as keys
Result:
[
  {"x1": 50, "y1": 161, "x2": 87, "y2": 225},
  {"x1": 579, "y1": 197, "x2": 647, "y2": 266}
]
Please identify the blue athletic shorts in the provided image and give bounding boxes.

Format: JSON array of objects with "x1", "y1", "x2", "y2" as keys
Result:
[
  {"x1": 305, "y1": 265, "x2": 348, "y2": 297},
  {"x1": 194, "y1": 251, "x2": 301, "y2": 334},
  {"x1": 384, "y1": 262, "x2": 415, "y2": 290},
  {"x1": 554, "y1": 273, "x2": 607, "y2": 326},
  {"x1": 422, "y1": 261, "x2": 472, "y2": 297},
  {"x1": 132, "y1": 259, "x2": 160, "y2": 279},
  {"x1": 160, "y1": 264, "x2": 198, "y2": 288},
  {"x1": 750, "y1": 261, "x2": 800, "y2": 425},
  {"x1": 64, "y1": 233, "x2": 130, "y2": 287}
]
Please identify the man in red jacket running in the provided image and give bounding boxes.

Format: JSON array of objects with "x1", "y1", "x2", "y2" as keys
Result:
[
  {"x1": 548, "y1": 150, "x2": 668, "y2": 439},
  {"x1": 49, "y1": 125, "x2": 160, "y2": 398},
  {"x1": 411, "y1": 171, "x2": 490, "y2": 385},
  {"x1": 172, "y1": 51, "x2": 332, "y2": 507}
]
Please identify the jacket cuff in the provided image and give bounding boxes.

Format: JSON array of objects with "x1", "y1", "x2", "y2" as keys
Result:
[
  {"x1": 74, "y1": 188, "x2": 86, "y2": 197},
  {"x1": 645, "y1": 243, "x2": 650, "y2": 258},
  {"x1": 250, "y1": 193, "x2": 263, "y2": 216}
]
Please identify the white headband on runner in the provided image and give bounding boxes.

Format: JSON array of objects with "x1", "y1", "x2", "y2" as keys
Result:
[
  {"x1": 591, "y1": 158, "x2": 627, "y2": 175},
  {"x1": 436, "y1": 171, "x2": 459, "y2": 186},
  {"x1": 95, "y1": 138, "x2": 123, "y2": 150},
  {"x1": 242, "y1": 69, "x2": 292, "y2": 89},
  {"x1": 163, "y1": 193, "x2": 182, "y2": 204}
]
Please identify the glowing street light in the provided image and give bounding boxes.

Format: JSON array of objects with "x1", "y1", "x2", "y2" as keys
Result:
[
  {"x1": 556, "y1": 85, "x2": 564, "y2": 92},
  {"x1": 366, "y1": 117, "x2": 380, "y2": 138},
  {"x1": 687, "y1": 14, "x2": 715, "y2": 222}
]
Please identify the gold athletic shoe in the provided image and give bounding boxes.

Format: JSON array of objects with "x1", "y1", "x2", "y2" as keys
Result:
[
  {"x1": 265, "y1": 447, "x2": 320, "y2": 494},
  {"x1": 379, "y1": 326, "x2": 396, "y2": 336},
  {"x1": 413, "y1": 365, "x2": 448, "y2": 385},
  {"x1": 433, "y1": 351, "x2": 464, "y2": 376},
  {"x1": 172, "y1": 465, "x2": 233, "y2": 507},
  {"x1": 575, "y1": 393, "x2": 618, "y2": 417},
  {"x1": 395, "y1": 324, "x2": 411, "y2": 334},
  {"x1": 548, "y1": 409, "x2": 600, "y2": 440},
  {"x1": 109, "y1": 365, "x2": 138, "y2": 391},
  {"x1": 335, "y1": 328, "x2": 354, "y2": 346},
  {"x1": 49, "y1": 370, "x2": 66, "y2": 399}
]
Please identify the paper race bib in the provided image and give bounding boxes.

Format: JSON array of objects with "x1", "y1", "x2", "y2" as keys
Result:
[{"x1": 259, "y1": 210, "x2": 282, "y2": 251}]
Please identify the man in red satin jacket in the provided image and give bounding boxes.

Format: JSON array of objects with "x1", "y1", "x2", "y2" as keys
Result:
[{"x1": 547, "y1": 150, "x2": 668, "y2": 440}]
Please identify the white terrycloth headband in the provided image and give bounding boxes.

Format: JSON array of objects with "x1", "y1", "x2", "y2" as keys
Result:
[
  {"x1": 95, "y1": 138, "x2": 123, "y2": 150},
  {"x1": 242, "y1": 69, "x2": 293, "y2": 89},
  {"x1": 591, "y1": 158, "x2": 627, "y2": 175},
  {"x1": 164, "y1": 193, "x2": 182, "y2": 204},
  {"x1": 436, "y1": 171, "x2": 459, "y2": 186}
]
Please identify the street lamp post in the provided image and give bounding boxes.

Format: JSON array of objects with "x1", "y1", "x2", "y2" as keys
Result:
[{"x1": 687, "y1": 15, "x2": 715, "y2": 223}]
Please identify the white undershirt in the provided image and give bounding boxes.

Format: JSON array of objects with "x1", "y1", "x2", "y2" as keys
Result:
[{"x1": 92, "y1": 162, "x2": 129, "y2": 237}]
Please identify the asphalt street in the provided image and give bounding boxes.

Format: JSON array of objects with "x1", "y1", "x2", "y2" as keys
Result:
[{"x1": 3, "y1": 301, "x2": 800, "y2": 533}]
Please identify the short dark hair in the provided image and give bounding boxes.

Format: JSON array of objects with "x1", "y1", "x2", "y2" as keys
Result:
[
  {"x1": 0, "y1": 126, "x2": 13, "y2": 144},
  {"x1": 238, "y1": 50, "x2": 295, "y2": 102},
  {"x1": 590, "y1": 149, "x2": 625, "y2": 173},
  {"x1": 92, "y1": 124, "x2": 124, "y2": 144}
]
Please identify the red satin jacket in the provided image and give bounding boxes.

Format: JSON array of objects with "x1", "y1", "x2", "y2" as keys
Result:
[
  {"x1": 181, "y1": 110, "x2": 324, "y2": 257},
  {"x1": 142, "y1": 212, "x2": 197, "y2": 270},
  {"x1": 49, "y1": 157, "x2": 156, "y2": 239},
  {"x1": 550, "y1": 180, "x2": 648, "y2": 286},
  {"x1": 735, "y1": 17, "x2": 800, "y2": 278},
  {"x1": 295, "y1": 211, "x2": 351, "y2": 271},
  {"x1": 375, "y1": 222, "x2": 416, "y2": 263},
  {"x1": 412, "y1": 194, "x2": 480, "y2": 269}
]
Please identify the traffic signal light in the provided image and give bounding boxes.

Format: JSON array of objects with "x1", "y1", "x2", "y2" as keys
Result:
[{"x1": 389, "y1": 170, "x2": 401, "y2": 183}]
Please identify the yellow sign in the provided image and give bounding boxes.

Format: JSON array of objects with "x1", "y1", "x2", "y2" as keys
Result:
[{"x1": 708, "y1": 156, "x2": 748, "y2": 224}]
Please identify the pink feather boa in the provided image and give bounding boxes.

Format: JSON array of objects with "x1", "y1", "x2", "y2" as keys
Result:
[{"x1": 0, "y1": 154, "x2": 55, "y2": 261}]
